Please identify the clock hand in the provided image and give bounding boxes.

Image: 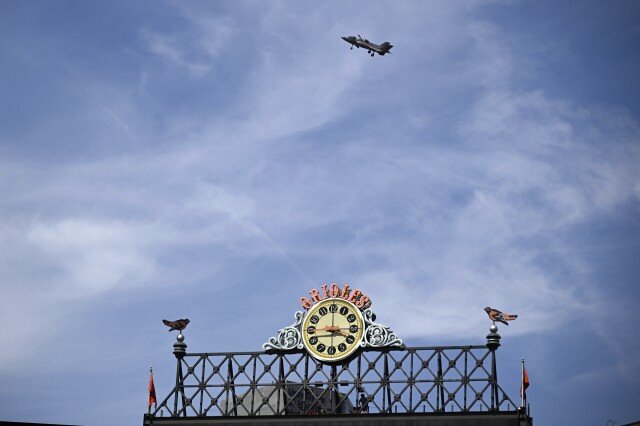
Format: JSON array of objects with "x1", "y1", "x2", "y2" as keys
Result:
[
  {"x1": 331, "y1": 310, "x2": 335, "y2": 347},
  {"x1": 320, "y1": 325, "x2": 348, "y2": 336}
]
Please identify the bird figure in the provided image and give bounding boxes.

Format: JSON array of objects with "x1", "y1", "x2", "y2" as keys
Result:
[
  {"x1": 162, "y1": 318, "x2": 190, "y2": 332},
  {"x1": 484, "y1": 307, "x2": 517, "y2": 326}
]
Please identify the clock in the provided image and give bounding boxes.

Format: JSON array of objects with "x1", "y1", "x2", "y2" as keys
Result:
[{"x1": 301, "y1": 298, "x2": 364, "y2": 362}]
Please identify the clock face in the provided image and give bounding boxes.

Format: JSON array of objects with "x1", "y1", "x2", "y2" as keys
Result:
[{"x1": 302, "y1": 298, "x2": 364, "y2": 362}]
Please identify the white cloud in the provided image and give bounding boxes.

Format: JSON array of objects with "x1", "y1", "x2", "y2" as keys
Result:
[
  {"x1": 140, "y1": 29, "x2": 210, "y2": 77},
  {"x1": 27, "y1": 219, "x2": 157, "y2": 297},
  {"x1": 138, "y1": 6, "x2": 235, "y2": 79}
]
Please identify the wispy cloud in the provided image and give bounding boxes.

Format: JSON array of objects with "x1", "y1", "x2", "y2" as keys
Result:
[
  {"x1": 3, "y1": 0, "x2": 639, "y2": 357},
  {"x1": 140, "y1": 29, "x2": 210, "y2": 77}
]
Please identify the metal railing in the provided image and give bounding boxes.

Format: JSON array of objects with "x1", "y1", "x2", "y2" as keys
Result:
[{"x1": 151, "y1": 345, "x2": 516, "y2": 418}]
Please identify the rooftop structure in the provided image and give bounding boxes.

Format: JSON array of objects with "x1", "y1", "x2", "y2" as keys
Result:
[{"x1": 145, "y1": 286, "x2": 532, "y2": 425}]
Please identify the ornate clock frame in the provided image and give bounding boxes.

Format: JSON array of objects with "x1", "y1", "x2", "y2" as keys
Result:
[{"x1": 263, "y1": 284, "x2": 403, "y2": 360}]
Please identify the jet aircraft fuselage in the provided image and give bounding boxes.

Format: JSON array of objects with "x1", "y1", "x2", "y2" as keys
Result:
[{"x1": 341, "y1": 35, "x2": 393, "y2": 57}]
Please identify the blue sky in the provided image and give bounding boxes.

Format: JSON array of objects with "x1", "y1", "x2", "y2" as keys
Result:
[{"x1": 1, "y1": 1, "x2": 639, "y2": 424}]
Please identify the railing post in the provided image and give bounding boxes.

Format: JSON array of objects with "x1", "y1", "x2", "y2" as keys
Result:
[
  {"x1": 463, "y1": 349, "x2": 468, "y2": 411},
  {"x1": 356, "y1": 352, "x2": 363, "y2": 413},
  {"x1": 199, "y1": 355, "x2": 205, "y2": 415},
  {"x1": 250, "y1": 355, "x2": 257, "y2": 415},
  {"x1": 331, "y1": 365, "x2": 337, "y2": 413},
  {"x1": 409, "y1": 349, "x2": 414, "y2": 412},
  {"x1": 303, "y1": 353, "x2": 309, "y2": 414},
  {"x1": 172, "y1": 334, "x2": 187, "y2": 417},
  {"x1": 437, "y1": 350, "x2": 444, "y2": 412},
  {"x1": 277, "y1": 355, "x2": 285, "y2": 414},
  {"x1": 226, "y1": 357, "x2": 238, "y2": 416},
  {"x1": 383, "y1": 353, "x2": 391, "y2": 413},
  {"x1": 486, "y1": 325, "x2": 501, "y2": 412}
]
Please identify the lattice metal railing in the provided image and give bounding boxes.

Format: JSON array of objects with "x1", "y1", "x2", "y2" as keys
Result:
[{"x1": 151, "y1": 345, "x2": 516, "y2": 418}]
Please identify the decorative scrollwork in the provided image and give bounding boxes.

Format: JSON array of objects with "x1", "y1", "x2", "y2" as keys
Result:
[
  {"x1": 361, "y1": 309, "x2": 403, "y2": 348},
  {"x1": 262, "y1": 311, "x2": 304, "y2": 351}
]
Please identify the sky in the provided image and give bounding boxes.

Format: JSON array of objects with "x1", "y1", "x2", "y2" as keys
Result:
[{"x1": 0, "y1": 0, "x2": 639, "y2": 424}]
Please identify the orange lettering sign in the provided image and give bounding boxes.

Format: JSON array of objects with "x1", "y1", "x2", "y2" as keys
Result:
[{"x1": 300, "y1": 284, "x2": 371, "y2": 311}]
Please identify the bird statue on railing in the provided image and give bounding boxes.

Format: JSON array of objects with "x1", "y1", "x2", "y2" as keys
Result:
[
  {"x1": 484, "y1": 307, "x2": 517, "y2": 326},
  {"x1": 162, "y1": 318, "x2": 190, "y2": 332}
]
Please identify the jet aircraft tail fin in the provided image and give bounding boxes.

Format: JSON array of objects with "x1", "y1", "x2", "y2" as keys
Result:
[{"x1": 380, "y1": 42, "x2": 393, "y2": 53}]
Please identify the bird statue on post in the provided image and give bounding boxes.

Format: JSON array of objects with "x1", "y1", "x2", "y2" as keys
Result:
[
  {"x1": 484, "y1": 307, "x2": 517, "y2": 326},
  {"x1": 162, "y1": 318, "x2": 190, "y2": 332}
]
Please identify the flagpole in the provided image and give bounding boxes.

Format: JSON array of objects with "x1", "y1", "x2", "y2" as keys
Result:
[
  {"x1": 148, "y1": 366, "x2": 152, "y2": 415},
  {"x1": 520, "y1": 358, "x2": 524, "y2": 409}
]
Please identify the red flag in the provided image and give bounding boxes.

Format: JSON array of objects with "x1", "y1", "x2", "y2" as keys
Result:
[
  {"x1": 148, "y1": 369, "x2": 157, "y2": 409},
  {"x1": 521, "y1": 366, "x2": 530, "y2": 400}
]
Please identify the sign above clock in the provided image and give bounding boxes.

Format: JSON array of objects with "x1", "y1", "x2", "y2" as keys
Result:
[
  {"x1": 299, "y1": 283, "x2": 372, "y2": 311},
  {"x1": 264, "y1": 284, "x2": 403, "y2": 362}
]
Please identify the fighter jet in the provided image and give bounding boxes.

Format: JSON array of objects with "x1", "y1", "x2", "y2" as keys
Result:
[{"x1": 341, "y1": 35, "x2": 393, "y2": 57}]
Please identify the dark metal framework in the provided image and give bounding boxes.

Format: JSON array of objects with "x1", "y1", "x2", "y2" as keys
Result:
[{"x1": 151, "y1": 344, "x2": 516, "y2": 418}]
